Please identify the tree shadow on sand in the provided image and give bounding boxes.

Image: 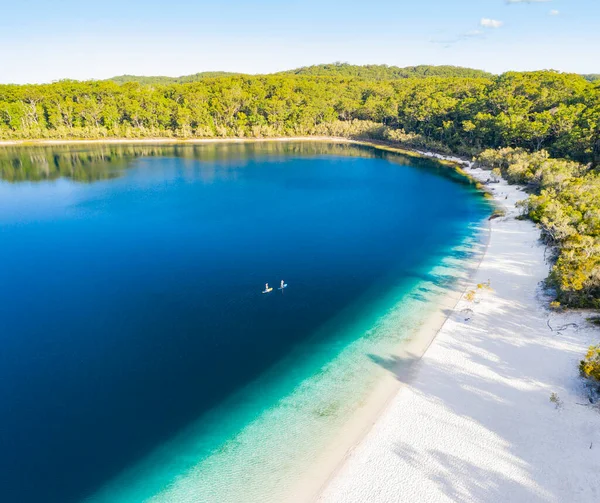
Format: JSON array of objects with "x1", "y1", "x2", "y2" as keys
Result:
[{"x1": 363, "y1": 223, "x2": 600, "y2": 503}]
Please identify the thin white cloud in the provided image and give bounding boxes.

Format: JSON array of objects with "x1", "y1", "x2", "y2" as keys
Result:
[
  {"x1": 430, "y1": 28, "x2": 486, "y2": 47},
  {"x1": 549, "y1": 9, "x2": 560, "y2": 16},
  {"x1": 480, "y1": 18, "x2": 504, "y2": 28},
  {"x1": 430, "y1": 17, "x2": 500, "y2": 48}
]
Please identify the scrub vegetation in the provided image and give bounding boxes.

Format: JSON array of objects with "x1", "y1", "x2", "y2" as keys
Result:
[
  {"x1": 477, "y1": 148, "x2": 599, "y2": 309},
  {"x1": 580, "y1": 345, "x2": 600, "y2": 389}
]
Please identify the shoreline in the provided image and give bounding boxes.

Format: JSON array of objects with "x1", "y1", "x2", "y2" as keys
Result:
[
  {"x1": 1, "y1": 137, "x2": 498, "y2": 502},
  {"x1": 318, "y1": 160, "x2": 600, "y2": 502},
  {"x1": 0, "y1": 135, "x2": 484, "y2": 189},
  {"x1": 0, "y1": 135, "x2": 464, "y2": 165},
  {"x1": 284, "y1": 151, "x2": 492, "y2": 502},
  {"x1": 289, "y1": 219, "x2": 491, "y2": 502}
]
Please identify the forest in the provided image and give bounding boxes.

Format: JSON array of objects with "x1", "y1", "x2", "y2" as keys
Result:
[
  {"x1": 108, "y1": 72, "x2": 241, "y2": 85},
  {"x1": 0, "y1": 65, "x2": 598, "y2": 308},
  {"x1": 0, "y1": 68, "x2": 597, "y2": 164},
  {"x1": 277, "y1": 63, "x2": 494, "y2": 80},
  {"x1": 106, "y1": 64, "x2": 493, "y2": 85}
]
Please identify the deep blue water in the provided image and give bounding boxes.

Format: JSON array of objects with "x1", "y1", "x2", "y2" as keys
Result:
[{"x1": 0, "y1": 142, "x2": 488, "y2": 503}]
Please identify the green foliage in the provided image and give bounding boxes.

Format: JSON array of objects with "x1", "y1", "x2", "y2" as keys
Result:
[
  {"x1": 277, "y1": 62, "x2": 494, "y2": 80},
  {"x1": 1, "y1": 70, "x2": 596, "y2": 168},
  {"x1": 108, "y1": 72, "x2": 243, "y2": 85},
  {"x1": 0, "y1": 70, "x2": 600, "y2": 162},
  {"x1": 108, "y1": 63, "x2": 493, "y2": 84},
  {"x1": 549, "y1": 392, "x2": 563, "y2": 409},
  {"x1": 580, "y1": 346, "x2": 600, "y2": 382}
]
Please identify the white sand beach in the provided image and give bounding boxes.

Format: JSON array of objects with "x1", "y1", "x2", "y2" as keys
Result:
[{"x1": 318, "y1": 159, "x2": 600, "y2": 502}]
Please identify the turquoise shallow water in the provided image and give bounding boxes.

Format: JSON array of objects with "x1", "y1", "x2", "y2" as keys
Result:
[{"x1": 0, "y1": 142, "x2": 489, "y2": 503}]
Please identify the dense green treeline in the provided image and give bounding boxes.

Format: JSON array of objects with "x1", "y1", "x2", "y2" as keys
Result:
[
  {"x1": 1, "y1": 71, "x2": 599, "y2": 164},
  {"x1": 477, "y1": 148, "x2": 599, "y2": 308},
  {"x1": 108, "y1": 72, "x2": 242, "y2": 85},
  {"x1": 106, "y1": 64, "x2": 493, "y2": 85},
  {"x1": 278, "y1": 63, "x2": 494, "y2": 80},
  {"x1": 107, "y1": 63, "x2": 597, "y2": 85}
]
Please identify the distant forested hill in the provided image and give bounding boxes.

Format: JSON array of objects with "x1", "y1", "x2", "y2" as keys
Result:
[
  {"x1": 277, "y1": 63, "x2": 494, "y2": 79},
  {"x1": 108, "y1": 72, "x2": 243, "y2": 85},
  {"x1": 107, "y1": 64, "x2": 597, "y2": 85},
  {"x1": 108, "y1": 64, "x2": 494, "y2": 84}
]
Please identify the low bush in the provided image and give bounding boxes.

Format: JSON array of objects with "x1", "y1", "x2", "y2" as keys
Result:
[{"x1": 580, "y1": 345, "x2": 600, "y2": 384}]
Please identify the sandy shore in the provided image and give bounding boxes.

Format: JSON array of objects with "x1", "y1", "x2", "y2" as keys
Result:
[
  {"x1": 284, "y1": 184, "x2": 491, "y2": 502},
  {"x1": 318, "y1": 160, "x2": 600, "y2": 502}
]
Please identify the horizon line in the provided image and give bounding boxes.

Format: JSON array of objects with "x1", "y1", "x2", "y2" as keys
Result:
[{"x1": 1, "y1": 62, "x2": 598, "y2": 86}]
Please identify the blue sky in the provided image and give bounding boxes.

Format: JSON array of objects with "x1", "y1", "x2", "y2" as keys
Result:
[{"x1": 0, "y1": 0, "x2": 598, "y2": 83}]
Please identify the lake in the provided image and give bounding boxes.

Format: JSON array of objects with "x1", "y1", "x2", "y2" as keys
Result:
[{"x1": 0, "y1": 141, "x2": 489, "y2": 502}]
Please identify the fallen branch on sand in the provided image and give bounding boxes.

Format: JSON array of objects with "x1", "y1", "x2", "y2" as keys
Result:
[{"x1": 547, "y1": 319, "x2": 578, "y2": 332}]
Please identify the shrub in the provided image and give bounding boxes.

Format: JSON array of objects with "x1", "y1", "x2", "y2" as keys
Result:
[
  {"x1": 489, "y1": 208, "x2": 505, "y2": 220},
  {"x1": 478, "y1": 148, "x2": 600, "y2": 309},
  {"x1": 580, "y1": 345, "x2": 600, "y2": 382},
  {"x1": 549, "y1": 392, "x2": 563, "y2": 409},
  {"x1": 477, "y1": 280, "x2": 492, "y2": 290},
  {"x1": 465, "y1": 290, "x2": 476, "y2": 302}
]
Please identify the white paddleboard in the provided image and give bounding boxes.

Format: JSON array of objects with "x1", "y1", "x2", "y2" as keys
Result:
[{"x1": 262, "y1": 288, "x2": 273, "y2": 294}]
